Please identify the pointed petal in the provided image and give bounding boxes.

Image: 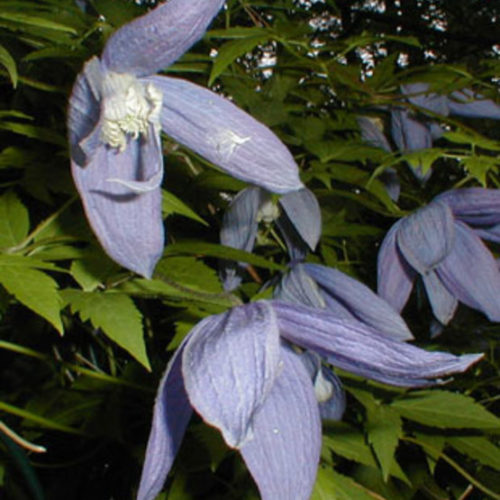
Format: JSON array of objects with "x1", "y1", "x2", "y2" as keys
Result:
[
  {"x1": 137, "y1": 345, "x2": 192, "y2": 500},
  {"x1": 182, "y1": 302, "x2": 281, "y2": 448},
  {"x1": 67, "y1": 57, "x2": 104, "y2": 166},
  {"x1": 274, "y1": 214, "x2": 309, "y2": 262},
  {"x1": 436, "y1": 221, "x2": 500, "y2": 321},
  {"x1": 274, "y1": 264, "x2": 326, "y2": 308},
  {"x1": 377, "y1": 220, "x2": 416, "y2": 312},
  {"x1": 357, "y1": 116, "x2": 392, "y2": 152},
  {"x1": 304, "y1": 264, "x2": 413, "y2": 341},
  {"x1": 240, "y1": 345, "x2": 321, "y2": 500},
  {"x1": 300, "y1": 351, "x2": 346, "y2": 421},
  {"x1": 102, "y1": 0, "x2": 224, "y2": 76},
  {"x1": 274, "y1": 301, "x2": 483, "y2": 387},
  {"x1": 422, "y1": 271, "x2": 458, "y2": 325},
  {"x1": 379, "y1": 167, "x2": 401, "y2": 202},
  {"x1": 279, "y1": 188, "x2": 321, "y2": 251},
  {"x1": 397, "y1": 201, "x2": 455, "y2": 275},
  {"x1": 71, "y1": 132, "x2": 164, "y2": 278},
  {"x1": 436, "y1": 188, "x2": 500, "y2": 226},
  {"x1": 402, "y1": 83, "x2": 449, "y2": 116},
  {"x1": 448, "y1": 89, "x2": 500, "y2": 120},
  {"x1": 151, "y1": 76, "x2": 303, "y2": 193},
  {"x1": 391, "y1": 109, "x2": 433, "y2": 152}
]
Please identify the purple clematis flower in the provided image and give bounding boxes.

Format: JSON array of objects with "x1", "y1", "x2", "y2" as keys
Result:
[
  {"x1": 378, "y1": 195, "x2": 500, "y2": 325},
  {"x1": 137, "y1": 300, "x2": 482, "y2": 500},
  {"x1": 219, "y1": 186, "x2": 321, "y2": 290},
  {"x1": 68, "y1": 0, "x2": 302, "y2": 278}
]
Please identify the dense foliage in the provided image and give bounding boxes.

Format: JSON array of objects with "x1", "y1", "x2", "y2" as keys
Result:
[{"x1": 0, "y1": 0, "x2": 499, "y2": 498}]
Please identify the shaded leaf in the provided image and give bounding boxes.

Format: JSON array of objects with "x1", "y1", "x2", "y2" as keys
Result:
[{"x1": 0, "y1": 191, "x2": 29, "y2": 248}]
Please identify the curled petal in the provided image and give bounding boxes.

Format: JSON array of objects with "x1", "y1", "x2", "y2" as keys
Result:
[
  {"x1": 402, "y1": 83, "x2": 449, "y2": 116},
  {"x1": 377, "y1": 220, "x2": 416, "y2": 312},
  {"x1": 151, "y1": 76, "x2": 303, "y2": 194},
  {"x1": 67, "y1": 57, "x2": 104, "y2": 166},
  {"x1": 422, "y1": 271, "x2": 458, "y2": 325},
  {"x1": 274, "y1": 264, "x2": 326, "y2": 309},
  {"x1": 279, "y1": 188, "x2": 321, "y2": 251},
  {"x1": 357, "y1": 116, "x2": 392, "y2": 152},
  {"x1": 448, "y1": 89, "x2": 500, "y2": 120},
  {"x1": 71, "y1": 131, "x2": 164, "y2": 278},
  {"x1": 137, "y1": 345, "x2": 192, "y2": 500},
  {"x1": 182, "y1": 302, "x2": 281, "y2": 448},
  {"x1": 240, "y1": 345, "x2": 321, "y2": 500},
  {"x1": 102, "y1": 0, "x2": 225, "y2": 76},
  {"x1": 436, "y1": 188, "x2": 500, "y2": 227},
  {"x1": 436, "y1": 221, "x2": 500, "y2": 321},
  {"x1": 397, "y1": 201, "x2": 455, "y2": 275},
  {"x1": 304, "y1": 264, "x2": 413, "y2": 341},
  {"x1": 274, "y1": 301, "x2": 483, "y2": 387}
]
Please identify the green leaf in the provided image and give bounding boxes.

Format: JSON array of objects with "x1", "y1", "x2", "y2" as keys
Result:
[
  {"x1": 0, "y1": 45, "x2": 17, "y2": 87},
  {"x1": 312, "y1": 466, "x2": 375, "y2": 500},
  {"x1": 0, "y1": 11, "x2": 77, "y2": 33},
  {"x1": 209, "y1": 34, "x2": 270, "y2": 85},
  {"x1": 391, "y1": 390, "x2": 500, "y2": 429},
  {"x1": 70, "y1": 249, "x2": 120, "y2": 292},
  {"x1": 415, "y1": 432, "x2": 445, "y2": 474},
  {"x1": 366, "y1": 406, "x2": 402, "y2": 481},
  {"x1": 0, "y1": 121, "x2": 66, "y2": 146},
  {"x1": 447, "y1": 436, "x2": 500, "y2": 470},
  {"x1": 0, "y1": 255, "x2": 63, "y2": 333},
  {"x1": 162, "y1": 189, "x2": 208, "y2": 226},
  {"x1": 61, "y1": 290, "x2": 150, "y2": 370},
  {"x1": 323, "y1": 422, "x2": 377, "y2": 467},
  {"x1": 0, "y1": 191, "x2": 29, "y2": 248}
]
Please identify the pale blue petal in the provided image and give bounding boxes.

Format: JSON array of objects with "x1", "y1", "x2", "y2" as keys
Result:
[
  {"x1": 137, "y1": 345, "x2": 192, "y2": 500},
  {"x1": 436, "y1": 188, "x2": 500, "y2": 226},
  {"x1": 102, "y1": 0, "x2": 225, "y2": 76},
  {"x1": 182, "y1": 302, "x2": 281, "y2": 448},
  {"x1": 71, "y1": 129, "x2": 164, "y2": 277},
  {"x1": 402, "y1": 83, "x2": 449, "y2": 116},
  {"x1": 422, "y1": 271, "x2": 458, "y2": 325},
  {"x1": 304, "y1": 264, "x2": 413, "y2": 341},
  {"x1": 377, "y1": 220, "x2": 416, "y2": 312},
  {"x1": 274, "y1": 264, "x2": 326, "y2": 308},
  {"x1": 274, "y1": 301, "x2": 483, "y2": 387},
  {"x1": 397, "y1": 201, "x2": 455, "y2": 275},
  {"x1": 300, "y1": 351, "x2": 346, "y2": 421},
  {"x1": 240, "y1": 345, "x2": 321, "y2": 500},
  {"x1": 448, "y1": 89, "x2": 500, "y2": 120},
  {"x1": 475, "y1": 224, "x2": 500, "y2": 244},
  {"x1": 357, "y1": 116, "x2": 392, "y2": 152},
  {"x1": 150, "y1": 76, "x2": 303, "y2": 194},
  {"x1": 436, "y1": 221, "x2": 500, "y2": 321},
  {"x1": 279, "y1": 188, "x2": 321, "y2": 251},
  {"x1": 391, "y1": 109, "x2": 433, "y2": 151},
  {"x1": 67, "y1": 57, "x2": 104, "y2": 166}
]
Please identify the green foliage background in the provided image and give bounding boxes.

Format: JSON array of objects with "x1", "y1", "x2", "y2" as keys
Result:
[{"x1": 0, "y1": 0, "x2": 499, "y2": 498}]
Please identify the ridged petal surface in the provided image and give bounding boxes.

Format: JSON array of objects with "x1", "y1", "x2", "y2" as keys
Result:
[{"x1": 422, "y1": 271, "x2": 458, "y2": 325}]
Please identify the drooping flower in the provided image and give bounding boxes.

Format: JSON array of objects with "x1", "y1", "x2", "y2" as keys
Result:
[
  {"x1": 219, "y1": 186, "x2": 321, "y2": 290},
  {"x1": 275, "y1": 262, "x2": 413, "y2": 341},
  {"x1": 137, "y1": 300, "x2": 482, "y2": 500},
  {"x1": 68, "y1": 0, "x2": 303, "y2": 278},
  {"x1": 377, "y1": 196, "x2": 500, "y2": 325}
]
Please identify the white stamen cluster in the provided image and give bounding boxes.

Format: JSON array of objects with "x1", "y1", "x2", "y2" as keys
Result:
[
  {"x1": 257, "y1": 199, "x2": 280, "y2": 223},
  {"x1": 100, "y1": 72, "x2": 163, "y2": 152},
  {"x1": 313, "y1": 369, "x2": 334, "y2": 403}
]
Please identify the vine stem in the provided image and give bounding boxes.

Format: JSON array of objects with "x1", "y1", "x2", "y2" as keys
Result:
[{"x1": 0, "y1": 420, "x2": 46, "y2": 453}]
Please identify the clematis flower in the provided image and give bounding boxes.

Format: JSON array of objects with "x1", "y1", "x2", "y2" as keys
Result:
[
  {"x1": 219, "y1": 186, "x2": 321, "y2": 290},
  {"x1": 137, "y1": 300, "x2": 482, "y2": 500},
  {"x1": 68, "y1": 0, "x2": 302, "y2": 278},
  {"x1": 377, "y1": 197, "x2": 500, "y2": 325},
  {"x1": 275, "y1": 262, "x2": 413, "y2": 341}
]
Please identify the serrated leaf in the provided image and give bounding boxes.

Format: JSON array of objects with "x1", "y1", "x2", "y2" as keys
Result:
[
  {"x1": 414, "y1": 432, "x2": 445, "y2": 474},
  {"x1": 0, "y1": 255, "x2": 62, "y2": 333},
  {"x1": 391, "y1": 390, "x2": 500, "y2": 429},
  {"x1": 312, "y1": 466, "x2": 375, "y2": 500},
  {"x1": 61, "y1": 290, "x2": 150, "y2": 370},
  {"x1": 0, "y1": 191, "x2": 29, "y2": 248},
  {"x1": 209, "y1": 34, "x2": 270, "y2": 85},
  {"x1": 447, "y1": 436, "x2": 500, "y2": 470},
  {"x1": 70, "y1": 247, "x2": 120, "y2": 292},
  {"x1": 0, "y1": 45, "x2": 17, "y2": 87},
  {"x1": 366, "y1": 406, "x2": 402, "y2": 482},
  {"x1": 323, "y1": 422, "x2": 377, "y2": 467},
  {"x1": 162, "y1": 189, "x2": 207, "y2": 226}
]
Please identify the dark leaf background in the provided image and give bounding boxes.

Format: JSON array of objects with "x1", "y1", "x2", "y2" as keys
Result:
[{"x1": 0, "y1": 0, "x2": 499, "y2": 499}]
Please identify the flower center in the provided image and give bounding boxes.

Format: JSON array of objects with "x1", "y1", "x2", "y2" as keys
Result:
[
  {"x1": 257, "y1": 199, "x2": 280, "y2": 223},
  {"x1": 313, "y1": 369, "x2": 334, "y2": 403},
  {"x1": 100, "y1": 72, "x2": 163, "y2": 152}
]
